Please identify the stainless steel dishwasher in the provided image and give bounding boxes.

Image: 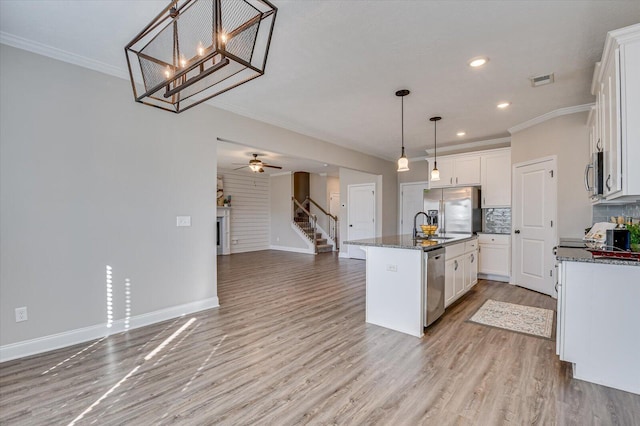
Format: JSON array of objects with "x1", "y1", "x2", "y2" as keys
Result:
[{"x1": 424, "y1": 248, "x2": 445, "y2": 327}]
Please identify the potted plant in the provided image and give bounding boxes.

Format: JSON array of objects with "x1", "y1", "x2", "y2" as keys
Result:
[{"x1": 629, "y1": 223, "x2": 640, "y2": 252}]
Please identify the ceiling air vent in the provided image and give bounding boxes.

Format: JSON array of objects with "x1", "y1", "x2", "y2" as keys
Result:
[{"x1": 530, "y1": 73, "x2": 554, "y2": 87}]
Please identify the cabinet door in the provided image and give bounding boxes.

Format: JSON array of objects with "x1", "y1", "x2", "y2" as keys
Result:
[
  {"x1": 602, "y1": 54, "x2": 621, "y2": 196},
  {"x1": 453, "y1": 257, "x2": 465, "y2": 298},
  {"x1": 444, "y1": 258, "x2": 456, "y2": 307},
  {"x1": 478, "y1": 244, "x2": 510, "y2": 276},
  {"x1": 481, "y1": 151, "x2": 511, "y2": 207},
  {"x1": 465, "y1": 250, "x2": 478, "y2": 289},
  {"x1": 430, "y1": 157, "x2": 454, "y2": 188},
  {"x1": 455, "y1": 156, "x2": 481, "y2": 186}
]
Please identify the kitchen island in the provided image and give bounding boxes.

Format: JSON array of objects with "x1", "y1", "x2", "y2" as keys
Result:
[
  {"x1": 556, "y1": 246, "x2": 640, "y2": 395},
  {"x1": 344, "y1": 234, "x2": 477, "y2": 338}
]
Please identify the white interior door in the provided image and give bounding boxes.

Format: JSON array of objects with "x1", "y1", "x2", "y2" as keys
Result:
[
  {"x1": 512, "y1": 157, "x2": 557, "y2": 297},
  {"x1": 348, "y1": 183, "x2": 375, "y2": 259},
  {"x1": 399, "y1": 182, "x2": 428, "y2": 235}
]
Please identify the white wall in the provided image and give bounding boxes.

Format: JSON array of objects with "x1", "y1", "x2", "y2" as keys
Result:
[
  {"x1": 0, "y1": 46, "x2": 218, "y2": 352},
  {"x1": 269, "y1": 173, "x2": 309, "y2": 250},
  {"x1": 510, "y1": 111, "x2": 592, "y2": 238},
  {"x1": 0, "y1": 45, "x2": 398, "y2": 358},
  {"x1": 217, "y1": 169, "x2": 270, "y2": 253},
  {"x1": 309, "y1": 173, "x2": 329, "y2": 231},
  {"x1": 398, "y1": 160, "x2": 430, "y2": 184}
]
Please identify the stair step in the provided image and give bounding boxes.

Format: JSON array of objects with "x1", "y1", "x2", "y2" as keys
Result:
[
  {"x1": 316, "y1": 238, "x2": 327, "y2": 245},
  {"x1": 316, "y1": 244, "x2": 333, "y2": 253}
]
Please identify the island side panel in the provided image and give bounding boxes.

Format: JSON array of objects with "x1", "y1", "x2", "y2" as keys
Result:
[
  {"x1": 563, "y1": 261, "x2": 640, "y2": 395},
  {"x1": 365, "y1": 246, "x2": 424, "y2": 337}
]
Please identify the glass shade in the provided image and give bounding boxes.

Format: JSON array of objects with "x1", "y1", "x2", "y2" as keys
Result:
[
  {"x1": 431, "y1": 167, "x2": 440, "y2": 181},
  {"x1": 397, "y1": 156, "x2": 409, "y2": 172}
]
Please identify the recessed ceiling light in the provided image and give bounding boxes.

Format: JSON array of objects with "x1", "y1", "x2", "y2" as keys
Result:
[
  {"x1": 497, "y1": 102, "x2": 511, "y2": 109},
  {"x1": 457, "y1": 131, "x2": 466, "y2": 137},
  {"x1": 468, "y1": 56, "x2": 489, "y2": 67}
]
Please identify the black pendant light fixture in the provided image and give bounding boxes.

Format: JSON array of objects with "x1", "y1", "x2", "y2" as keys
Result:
[
  {"x1": 396, "y1": 89, "x2": 410, "y2": 172},
  {"x1": 430, "y1": 116, "x2": 442, "y2": 181},
  {"x1": 125, "y1": 0, "x2": 277, "y2": 113}
]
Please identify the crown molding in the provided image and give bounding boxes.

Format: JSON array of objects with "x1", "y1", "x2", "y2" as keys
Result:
[
  {"x1": 0, "y1": 31, "x2": 129, "y2": 80},
  {"x1": 415, "y1": 136, "x2": 511, "y2": 161},
  {"x1": 269, "y1": 171, "x2": 293, "y2": 177},
  {"x1": 508, "y1": 103, "x2": 594, "y2": 135}
]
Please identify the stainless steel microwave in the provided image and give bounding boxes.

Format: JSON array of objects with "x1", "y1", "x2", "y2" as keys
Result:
[{"x1": 584, "y1": 151, "x2": 604, "y2": 199}]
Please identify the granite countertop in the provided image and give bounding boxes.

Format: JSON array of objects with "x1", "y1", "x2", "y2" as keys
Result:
[
  {"x1": 556, "y1": 247, "x2": 640, "y2": 267},
  {"x1": 344, "y1": 233, "x2": 477, "y2": 252}
]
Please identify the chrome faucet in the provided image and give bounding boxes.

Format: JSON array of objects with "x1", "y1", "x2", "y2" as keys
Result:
[{"x1": 413, "y1": 211, "x2": 429, "y2": 239}]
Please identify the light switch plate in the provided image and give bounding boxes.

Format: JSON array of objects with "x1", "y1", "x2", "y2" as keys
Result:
[{"x1": 176, "y1": 216, "x2": 191, "y2": 227}]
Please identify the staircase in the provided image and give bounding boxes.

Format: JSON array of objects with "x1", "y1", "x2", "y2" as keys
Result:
[{"x1": 292, "y1": 199, "x2": 335, "y2": 254}]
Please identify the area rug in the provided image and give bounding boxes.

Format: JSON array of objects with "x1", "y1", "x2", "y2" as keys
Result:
[{"x1": 468, "y1": 299, "x2": 554, "y2": 339}]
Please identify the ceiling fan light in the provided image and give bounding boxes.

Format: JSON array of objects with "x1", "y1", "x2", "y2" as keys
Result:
[{"x1": 397, "y1": 155, "x2": 409, "y2": 172}]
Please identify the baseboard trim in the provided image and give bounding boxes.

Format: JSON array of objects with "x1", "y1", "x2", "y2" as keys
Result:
[
  {"x1": 0, "y1": 297, "x2": 219, "y2": 363},
  {"x1": 269, "y1": 245, "x2": 315, "y2": 254},
  {"x1": 478, "y1": 273, "x2": 511, "y2": 283},
  {"x1": 339, "y1": 251, "x2": 351, "y2": 259}
]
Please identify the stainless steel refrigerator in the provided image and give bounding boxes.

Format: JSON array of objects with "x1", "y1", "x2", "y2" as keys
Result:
[{"x1": 423, "y1": 187, "x2": 481, "y2": 234}]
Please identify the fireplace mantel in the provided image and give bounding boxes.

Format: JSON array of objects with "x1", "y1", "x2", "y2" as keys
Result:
[{"x1": 217, "y1": 208, "x2": 231, "y2": 255}]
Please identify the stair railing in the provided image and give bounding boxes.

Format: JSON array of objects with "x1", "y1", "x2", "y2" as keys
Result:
[
  {"x1": 292, "y1": 197, "x2": 317, "y2": 248},
  {"x1": 305, "y1": 196, "x2": 339, "y2": 249}
]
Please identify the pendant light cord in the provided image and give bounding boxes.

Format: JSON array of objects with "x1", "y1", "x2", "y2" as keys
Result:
[
  {"x1": 434, "y1": 118, "x2": 437, "y2": 161},
  {"x1": 401, "y1": 96, "x2": 405, "y2": 155}
]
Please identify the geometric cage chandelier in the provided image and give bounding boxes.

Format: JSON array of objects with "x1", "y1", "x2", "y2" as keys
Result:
[{"x1": 125, "y1": 0, "x2": 277, "y2": 113}]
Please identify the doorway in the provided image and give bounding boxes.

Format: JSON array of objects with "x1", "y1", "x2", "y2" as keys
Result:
[
  {"x1": 399, "y1": 181, "x2": 429, "y2": 235},
  {"x1": 347, "y1": 183, "x2": 375, "y2": 260},
  {"x1": 512, "y1": 157, "x2": 557, "y2": 297}
]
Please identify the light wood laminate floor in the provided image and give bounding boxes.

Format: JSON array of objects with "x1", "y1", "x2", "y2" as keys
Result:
[{"x1": 1, "y1": 250, "x2": 639, "y2": 425}]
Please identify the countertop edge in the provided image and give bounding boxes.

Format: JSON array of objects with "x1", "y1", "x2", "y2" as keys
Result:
[
  {"x1": 556, "y1": 247, "x2": 640, "y2": 267},
  {"x1": 344, "y1": 234, "x2": 477, "y2": 251}
]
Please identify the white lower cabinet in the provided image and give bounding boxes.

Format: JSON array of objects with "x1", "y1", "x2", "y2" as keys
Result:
[
  {"x1": 445, "y1": 239, "x2": 478, "y2": 307},
  {"x1": 478, "y1": 233, "x2": 511, "y2": 281},
  {"x1": 557, "y1": 260, "x2": 640, "y2": 394}
]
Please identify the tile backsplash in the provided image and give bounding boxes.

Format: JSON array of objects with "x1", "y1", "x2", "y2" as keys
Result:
[
  {"x1": 592, "y1": 201, "x2": 640, "y2": 225},
  {"x1": 483, "y1": 208, "x2": 511, "y2": 234}
]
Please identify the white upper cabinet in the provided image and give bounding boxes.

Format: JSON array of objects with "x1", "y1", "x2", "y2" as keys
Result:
[
  {"x1": 429, "y1": 154, "x2": 480, "y2": 188},
  {"x1": 592, "y1": 24, "x2": 640, "y2": 201},
  {"x1": 481, "y1": 149, "x2": 511, "y2": 207},
  {"x1": 429, "y1": 157, "x2": 454, "y2": 188}
]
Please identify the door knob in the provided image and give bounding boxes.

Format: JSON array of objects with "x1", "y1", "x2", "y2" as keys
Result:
[{"x1": 514, "y1": 229, "x2": 521, "y2": 234}]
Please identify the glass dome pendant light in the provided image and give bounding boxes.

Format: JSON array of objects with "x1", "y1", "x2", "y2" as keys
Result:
[
  {"x1": 396, "y1": 89, "x2": 410, "y2": 172},
  {"x1": 430, "y1": 116, "x2": 442, "y2": 181}
]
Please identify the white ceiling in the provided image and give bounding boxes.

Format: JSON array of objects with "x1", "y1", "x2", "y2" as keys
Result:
[{"x1": 1, "y1": 1, "x2": 639, "y2": 165}]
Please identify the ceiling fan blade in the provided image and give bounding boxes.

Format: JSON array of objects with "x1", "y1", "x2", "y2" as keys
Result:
[
  {"x1": 233, "y1": 165, "x2": 249, "y2": 170},
  {"x1": 263, "y1": 164, "x2": 282, "y2": 169}
]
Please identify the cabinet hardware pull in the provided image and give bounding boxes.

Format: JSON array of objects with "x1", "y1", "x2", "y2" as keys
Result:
[
  {"x1": 596, "y1": 138, "x2": 602, "y2": 151},
  {"x1": 606, "y1": 174, "x2": 611, "y2": 191},
  {"x1": 454, "y1": 260, "x2": 458, "y2": 270},
  {"x1": 471, "y1": 254, "x2": 474, "y2": 263},
  {"x1": 456, "y1": 177, "x2": 458, "y2": 184},
  {"x1": 514, "y1": 229, "x2": 521, "y2": 234}
]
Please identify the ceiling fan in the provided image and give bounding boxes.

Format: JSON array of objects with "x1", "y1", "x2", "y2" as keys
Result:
[{"x1": 233, "y1": 154, "x2": 282, "y2": 173}]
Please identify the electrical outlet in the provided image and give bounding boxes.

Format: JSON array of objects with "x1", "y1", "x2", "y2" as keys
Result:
[
  {"x1": 15, "y1": 307, "x2": 28, "y2": 322},
  {"x1": 232, "y1": 239, "x2": 238, "y2": 245},
  {"x1": 176, "y1": 216, "x2": 191, "y2": 227},
  {"x1": 386, "y1": 264, "x2": 398, "y2": 272}
]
